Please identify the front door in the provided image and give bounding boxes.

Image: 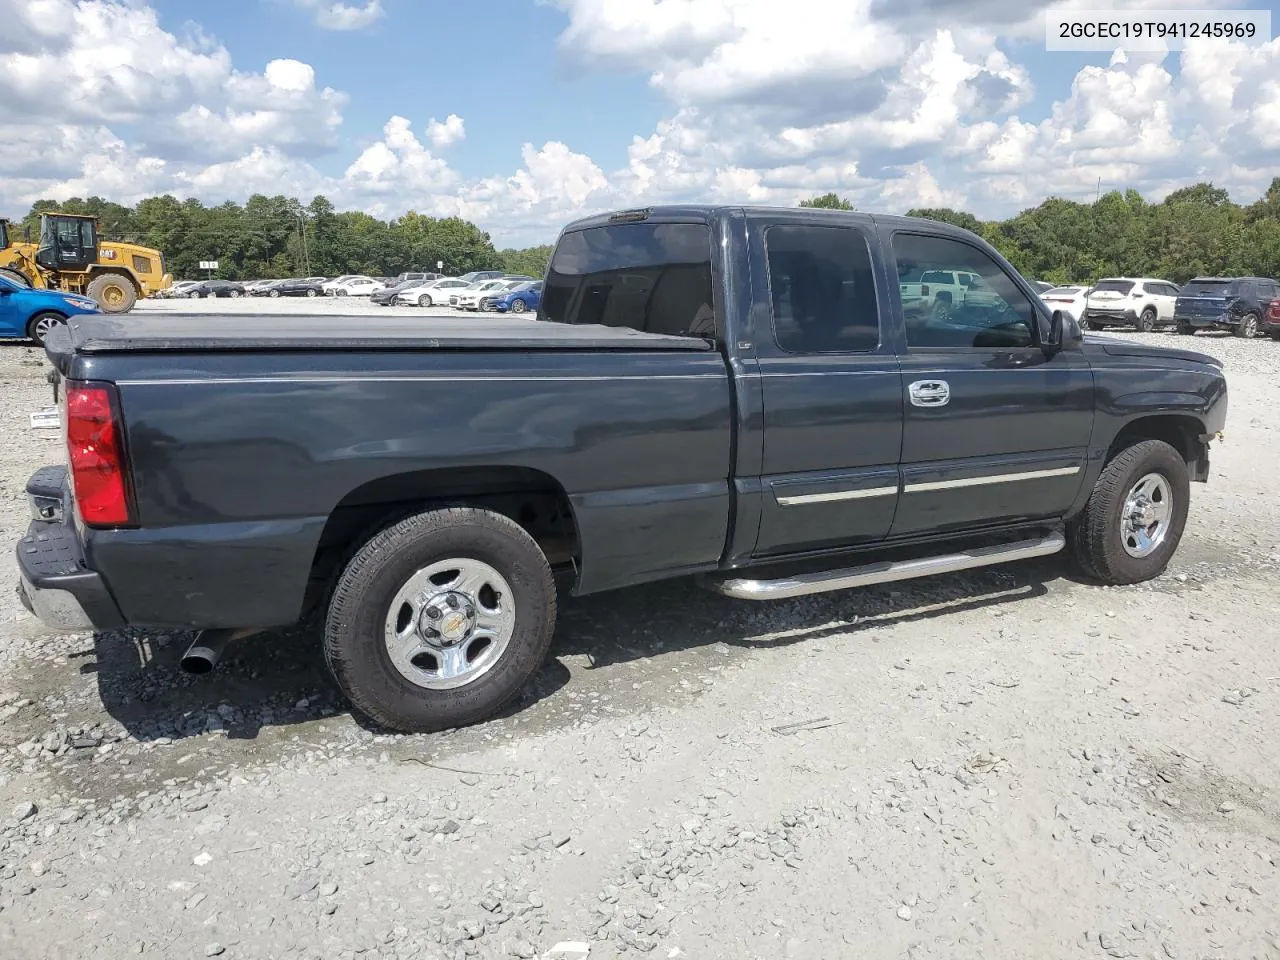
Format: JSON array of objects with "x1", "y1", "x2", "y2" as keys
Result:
[
  {"x1": 750, "y1": 216, "x2": 903, "y2": 557},
  {"x1": 886, "y1": 230, "x2": 1094, "y2": 537}
]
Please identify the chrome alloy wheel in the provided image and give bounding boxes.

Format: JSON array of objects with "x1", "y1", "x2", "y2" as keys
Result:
[
  {"x1": 1121, "y1": 472, "x2": 1173, "y2": 558},
  {"x1": 383, "y1": 558, "x2": 516, "y2": 689}
]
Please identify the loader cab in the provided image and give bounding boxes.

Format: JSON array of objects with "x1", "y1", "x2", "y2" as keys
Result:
[
  {"x1": 35, "y1": 214, "x2": 98, "y2": 272},
  {"x1": 0, "y1": 219, "x2": 9, "y2": 251}
]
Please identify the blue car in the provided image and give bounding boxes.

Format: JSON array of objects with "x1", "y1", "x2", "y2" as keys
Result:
[
  {"x1": 490, "y1": 281, "x2": 542, "y2": 314},
  {"x1": 0, "y1": 273, "x2": 101, "y2": 344}
]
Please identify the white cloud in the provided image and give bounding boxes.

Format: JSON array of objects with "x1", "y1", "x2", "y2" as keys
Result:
[
  {"x1": 292, "y1": 0, "x2": 384, "y2": 31},
  {"x1": 3, "y1": 0, "x2": 1280, "y2": 248},
  {"x1": 426, "y1": 114, "x2": 466, "y2": 150}
]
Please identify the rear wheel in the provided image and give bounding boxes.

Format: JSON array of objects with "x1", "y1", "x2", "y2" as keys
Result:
[
  {"x1": 86, "y1": 274, "x2": 137, "y2": 314},
  {"x1": 306, "y1": 288, "x2": 318, "y2": 297},
  {"x1": 0, "y1": 267, "x2": 31, "y2": 288},
  {"x1": 1085, "y1": 319, "x2": 1104, "y2": 331},
  {"x1": 26, "y1": 312, "x2": 67, "y2": 345},
  {"x1": 269, "y1": 289, "x2": 281, "y2": 298},
  {"x1": 324, "y1": 507, "x2": 557, "y2": 733},
  {"x1": 1175, "y1": 324, "x2": 1194, "y2": 335},
  {"x1": 418, "y1": 294, "x2": 433, "y2": 307},
  {"x1": 1236, "y1": 312, "x2": 1260, "y2": 339},
  {"x1": 1136, "y1": 307, "x2": 1157, "y2": 332},
  {"x1": 510, "y1": 298, "x2": 528, "y2": 314},
  {"x1": 1068, "y1": 439, "x2": 1190, "y2": 585}
]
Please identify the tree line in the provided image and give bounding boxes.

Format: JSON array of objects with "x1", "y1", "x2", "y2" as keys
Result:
[
  {"x1": 13, "y1": 178, "x2": 1280, "y2": 286},
  {"x1": 804, "y1": 179, "x2": 1280, "y2": 284},
  {"x1": 12, "y1": 194, "x2": 552, "y2": 282}
]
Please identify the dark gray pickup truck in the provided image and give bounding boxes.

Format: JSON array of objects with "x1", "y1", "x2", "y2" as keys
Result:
[{"x1": 18, "y1": 206, "x2": 1228, "y2": 733}]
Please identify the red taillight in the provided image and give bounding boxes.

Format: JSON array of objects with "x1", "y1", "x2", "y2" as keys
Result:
[{"x1": 66, "y1": 382, "x2": 133, "y2": 527}]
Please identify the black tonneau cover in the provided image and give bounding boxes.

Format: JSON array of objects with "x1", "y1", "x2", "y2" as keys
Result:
[{"x1": 56, "y1": 314, "x2": 714, "y2": 354}]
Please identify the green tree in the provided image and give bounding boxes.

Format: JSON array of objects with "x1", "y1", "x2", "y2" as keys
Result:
[{"x1": 798, "y1": 193, "x2": 855, "y2": 210}]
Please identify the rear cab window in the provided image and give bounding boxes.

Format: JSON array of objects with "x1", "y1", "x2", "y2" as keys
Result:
[{"x1": 543, "y1": 222, "x2": 715, "y2": 338}]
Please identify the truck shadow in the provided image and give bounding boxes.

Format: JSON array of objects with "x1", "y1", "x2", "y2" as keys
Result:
[{"x1": 91, "y1": 559, "x2": 1059, "y2": 746}]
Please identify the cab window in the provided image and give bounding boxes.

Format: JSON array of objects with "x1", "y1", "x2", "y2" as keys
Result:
[
  {"x1": 894, "y1": 233, "x2": 1037, "y2": 349},
  {"x1": 543, "y1": 222, "x2": 714, "y2": 338}
]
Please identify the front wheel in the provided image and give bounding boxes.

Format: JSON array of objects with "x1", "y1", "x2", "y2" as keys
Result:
[
  {"x1": 1085, "y1": 319, "x2": 1104, "y2": 331},
  {"x1": 269, "y1": 289, "x2": 281, "y2": 298},
  {"x1": 510, "y1": 298, "x2": 528, "y2": 314},
  {"x1": 1068, "y1": 439, "x2": 1190, "y2": 585},
  {"x1": 1236, "y1": 313, "x2": 1259, "y2": 339},
  {"x1": 26, "y1": 312, "x2": 67, "y2": 345},
  {"x1": 229, "y1": 290, "x2": 241, "y2": 298},
  {"x1": 306, "y1": 289, "x2": 318, "y2": 297},
  {"x1": 1136, "y1": 307, "x2": 1157, "y2": 333},
  {"x1": 324, "y1": 507, "x2": 557, "y2": 733},
  {"x1": 418, "y1": 294, "x2": 433, "y2": 307}
]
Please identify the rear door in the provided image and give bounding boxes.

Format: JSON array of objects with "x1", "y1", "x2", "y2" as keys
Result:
[
  {"x1": 749, "y1": 215, "x2": 903, "y2": 557},
  {"x1": 885, "y1": 228, "x2": 1094, "y2": 537},
  {"x1": 1153, "y1": 282, "x2": 1179, "y2": 322}
]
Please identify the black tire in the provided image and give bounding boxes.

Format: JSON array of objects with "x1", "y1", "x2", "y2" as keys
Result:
[
  {"x1": 1085, "y1": 319, "x2": 1104, "y2": 331},
  {"x1": 1136, "y1": 307, "x2": 1157, "y2": 332},
  {"x1": 26, "y1": 311, "x2": 67, "y2": 345},
  {"x1": 1175, "y1": 324, "x2": 1194, "y2": 335},
  {"x1": 418, "y1": 294, "x2": 432, "y2": 307},
  {"x1": 510, "y1": 298, "x2": 528, "y2": 314},
  {"x1": 0, "y1": 267, "x2": 32, "y2": 288},
  {"x1": 86, "y1": 274, "x2": 137, "y2": 314},
  {"x1": 1068, "y1": 439, "x2": 1190, "y2": 585},
  {"x1": 1235, "y1": 312, "x2": 1260, "y2": 339},
  {"x1": 269, "y1": 289, "x2": 281, "y2": 298},
  {"x1": 306, "y1": 289, "x2": 318, "y2": 297},
  {"x1": 324, "y1": 507, "x2": 557, "y2": 733}
]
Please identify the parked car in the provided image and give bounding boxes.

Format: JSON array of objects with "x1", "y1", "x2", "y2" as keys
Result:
[
  {"x1": 268, "y1": 278, "x2": 325, "y2": 298},
  {"x1": 396, "y1": 272, "x2": 443, "y2": 284},
  {"x1": 455, "y1": 270, "x2": 505, "y2": 284},
  {"x1": 1264, "y1": 296, "x2": 1280, "y2": 339},
  {"x1": 246, "y1": 280, "x2": 282, "y2": 296},
  {"x1": 188, "y1": 280, "x2": 246, "y2": 299},
  {"x1": 1174, "y1": 276, "x2": 1280, "y2": 338},
  {"x1": 0, "y1": 271, "x2": 100, "y2": 344},
  {"x1": 371, "y1": 279, "x2": 427, "y2": 306},
  {"x1": 1027, "y1": 279, "x2": 1056, "y2": 294},
  {"x1": 489, "y1": 281, "x2": 543, "y2": 314},
  {"x1": 18, "y1": 206, "x2": 1228, "y2": 734},
  {"x1": 329, "y1": 277, "x2": 381, "y2": 297},
  {"x1": 400, "y1": 278, "x2": 471, "y2": 307},
  {"x1": 165, "y1": 280, "x2": 201, "y2": 299},
  {"x1": 1039, "y1": 285, "x2": 1091, "y2": 322},
  {"x1": 1081, "y1": 278, "x2": 1180, "y2": 332},
  {"x1": 321, "y1": 276, "x2": 362, "y2": 295},
  {"x1": 457, "y1": 279, "x2": 513, "y2": 311}
]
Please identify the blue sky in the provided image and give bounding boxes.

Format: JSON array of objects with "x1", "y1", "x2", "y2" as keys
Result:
[{"x1": 2, "y1": 1, "x2": 1278, "y2": 245}]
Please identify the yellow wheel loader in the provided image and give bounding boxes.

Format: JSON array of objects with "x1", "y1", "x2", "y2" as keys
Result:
[{"x1": 0, "y1": 213, "x2": 172, "y2": 314}]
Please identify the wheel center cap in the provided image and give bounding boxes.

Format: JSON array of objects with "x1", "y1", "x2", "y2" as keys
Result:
[{"x1": 419, "y1": 591, "x2": 475, "y2": 645}]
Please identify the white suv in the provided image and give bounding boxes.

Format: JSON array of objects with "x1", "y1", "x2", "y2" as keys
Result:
[{"x1": 1082, "y1": 277, "x2": 1181, "y2": 333}]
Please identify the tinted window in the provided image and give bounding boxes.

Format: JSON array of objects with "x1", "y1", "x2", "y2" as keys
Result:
[
  {"x1": 543, "y1": 222, "x2": 714, "y2": 338},
  {"x1": 132, "y1": 255, "x2": 152, "y2": 274},
  {"x1": 1093, "y1": 279, "x2": 1135, "y2": 294},
  {"x1": 765, "y1": 224, "x2": 880, "y2": 353},
  {"x1": 1182, "y1": 279, "x2": 1230, "y2": 296},
  {"x1": 893, "y1": 233, "x2": 1036, "y2": 349}
]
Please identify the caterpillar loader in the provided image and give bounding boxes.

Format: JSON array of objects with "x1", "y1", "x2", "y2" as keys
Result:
[{"x1": 0, "y1": 213, "x2": 171, "y2": 314}]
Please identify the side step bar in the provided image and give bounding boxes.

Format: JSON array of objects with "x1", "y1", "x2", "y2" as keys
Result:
[{"x1": 706, "y1": 530, "x2": 1065, "y2": 601}]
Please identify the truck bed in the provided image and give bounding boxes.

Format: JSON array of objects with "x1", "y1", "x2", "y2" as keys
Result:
[{"x1": 53, "y1": 314, "x2": 714, "y2": 355}]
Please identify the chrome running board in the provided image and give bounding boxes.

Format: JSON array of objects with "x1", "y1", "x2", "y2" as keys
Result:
[{"x1": 707, "y1": 530, "x2": 1065, "y2": 601}]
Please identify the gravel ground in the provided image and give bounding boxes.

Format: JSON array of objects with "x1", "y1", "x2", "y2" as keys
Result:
[{"x1": 1, "y1": 311, "x2": 1279, "y2": 960}]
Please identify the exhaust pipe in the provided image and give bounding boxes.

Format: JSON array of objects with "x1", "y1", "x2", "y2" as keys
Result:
[{"x1": 181, "y1": 627, "x2": 260, "y2": 674}]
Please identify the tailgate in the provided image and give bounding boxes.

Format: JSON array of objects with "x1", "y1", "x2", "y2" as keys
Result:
[{"x1": 1175, "y1": 296, "x2": 1229, "y2": 318}]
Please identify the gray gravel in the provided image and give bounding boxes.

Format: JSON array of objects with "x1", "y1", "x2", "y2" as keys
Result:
[{"x1": 1, "y1": 321, "x2": 1278, "y2": 958}]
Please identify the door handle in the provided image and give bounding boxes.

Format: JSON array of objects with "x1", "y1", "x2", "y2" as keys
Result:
[{"x1": 908, "y1": 379, "x2": 950, "y2": 407}]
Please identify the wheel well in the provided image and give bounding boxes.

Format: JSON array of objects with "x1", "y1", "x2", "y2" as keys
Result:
[
  {"x1": 1108, "y1": 415, "x2": 1204, "y2": 466},
  {"x1": 303, "y1": 466, "x2": 580, "y2": 617}
]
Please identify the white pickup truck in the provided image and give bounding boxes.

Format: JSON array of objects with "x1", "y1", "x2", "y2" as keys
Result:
[{"x1": 900, "y1": 269, "x2": 1003, "y2": 319}]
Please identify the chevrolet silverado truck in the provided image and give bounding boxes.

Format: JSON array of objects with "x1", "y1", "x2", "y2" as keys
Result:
[{"x1": 17, "y1": 206, "x2": 1228, "y2": 733}]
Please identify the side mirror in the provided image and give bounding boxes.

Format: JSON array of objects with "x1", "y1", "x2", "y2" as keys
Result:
[{"x1": 1045, "y1": 310, "x2": 1082, "y2": 355}]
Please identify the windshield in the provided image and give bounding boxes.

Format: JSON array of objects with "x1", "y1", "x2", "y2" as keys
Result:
[
  {"x1": 1181, "y1": 279, "x2": 1231, "y2": 296},
  {"x1": 1092, "y1": 280, "x2": 1134, "y2": 294}
]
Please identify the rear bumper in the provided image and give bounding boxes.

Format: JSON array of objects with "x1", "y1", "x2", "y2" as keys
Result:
[
  {"x1": 15, "y1": 467, "x2": 124, "y2": 633},
  {"x1": 1084, "y1": 308, "x2": 1138, "y2": 325},
  {"x1": 1175, "y1": 312, "x2": 1233, "y2": 329}
]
